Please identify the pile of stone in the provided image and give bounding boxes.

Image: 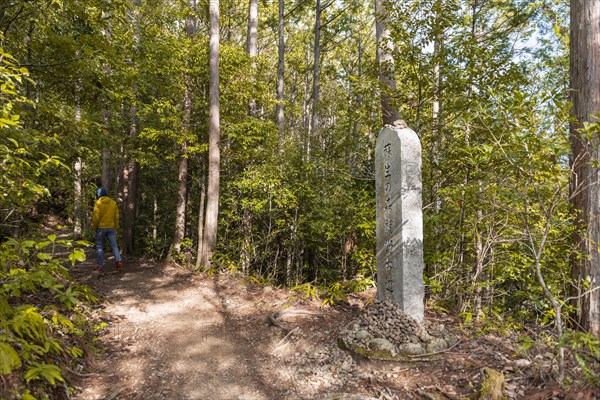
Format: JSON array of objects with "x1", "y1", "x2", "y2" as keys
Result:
[{"x1": 340, "y1": 300, "x2": 454, "y2": 358}]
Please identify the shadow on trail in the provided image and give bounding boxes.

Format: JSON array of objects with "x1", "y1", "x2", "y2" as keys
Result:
[{"x1": 71, "y1": 251, "x2": 290, "y2": 400}]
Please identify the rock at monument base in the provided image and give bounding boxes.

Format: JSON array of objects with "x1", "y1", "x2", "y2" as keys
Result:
[
  {"x1": 339, "y1": 300, "x2": 456, "y2": 362},
  {"x1": 355, "y1": 330, "x2": 368, "y2": 340},
  {"x1": 397, "y1": 343, "x2": 424, "y2": 356},
  {"x1": 368, "y1": 338, "x2": 395, "y2": 353},
  {"x1": 426, "y1": 338, "x2": 448, "y2": 353}
]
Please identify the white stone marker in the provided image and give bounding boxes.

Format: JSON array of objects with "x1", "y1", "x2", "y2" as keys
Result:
[{"x1": 375, "y1": 125, "x2": 424, "y2": 321}]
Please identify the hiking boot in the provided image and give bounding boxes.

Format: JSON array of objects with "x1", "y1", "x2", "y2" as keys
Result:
[
  {"x1": 116, "y1": 261, "x2": 123, "y2": 272},
  {"x1": 94, "y1": 266, "x2": 103, "y2": 272}
]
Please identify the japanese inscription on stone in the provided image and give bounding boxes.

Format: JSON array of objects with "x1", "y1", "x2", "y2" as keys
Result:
[{"x1": 375, "y1": 126, "x2": 424, "y2": 321}]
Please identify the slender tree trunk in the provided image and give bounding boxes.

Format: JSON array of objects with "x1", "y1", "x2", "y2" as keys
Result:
[
  {"x1": 102, "y1": 148, "x2": 111, "y2": 191},
  {"x1": 302, "y1": 50, "x2": 311, "y2": 155},
  {"x1": 309, "y1": 0, "x2": 322, "y2": 153},
  {"x1": 195, "y1": 173, "x2": 206, "y2": 269},
  {"x1": 375, "y1": 0, "x2": 399, "y2": 125},
  {"x1": 247, "y1": 0, "x2": 258, "y2": 116},
  {"x1": 122, "y1": 103, "x2": 139, "y2": 255},
  {"x1": 73, "y1": 157, "x2": 83, "y2": 236},
  {"x1": 240, "y1": 0, "x2": 258, "y2": 270},
  {"x1": 153, "y1": 193, "x2": 158, "y2": 241},
  {"x1": 101, "y1": 20, "x2": 113, "y2": 193},
  {"x1": 348, "y1": 35, "x2": 363, "y2": 166},
  {"x1": 240, "y1": 209, "x2": 252, "y2": 273},
  {"x1": 168, "y1": 0, "x2": 197, "y2": 261},
  {"x1": 73, "y1": 97, "x2": 83, "y2": 236},
  {"x1": 431, "y1": 1, "x2": 444, "y2": 261},
  {"x1": 276, "y1": 0, "x2": 285, "y2": 141},
  {"x1": 169, "y1": 142, "x2": 188, "y2": 258},
  {"x1": 201, "y1": 0, "x2": 221, "y2": 268},
  {"x1": 474, "y1": 210, "x2": 485, "y2": 322},
  {"x1": 570, "y1": 0, "x2": 600, "y2": 335},
  {"x1": 121, "y1": 0, "x2": 141, "y2": 256}
]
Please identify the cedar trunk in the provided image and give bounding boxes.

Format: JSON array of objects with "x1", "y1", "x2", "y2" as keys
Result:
[{"x1": 570, "y1": 0, "x2": 600, "y2": 335}]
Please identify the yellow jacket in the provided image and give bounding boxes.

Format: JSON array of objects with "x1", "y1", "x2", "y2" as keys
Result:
[{"x1": 93, "y1": 196, "x2": 120, "y2": 229}]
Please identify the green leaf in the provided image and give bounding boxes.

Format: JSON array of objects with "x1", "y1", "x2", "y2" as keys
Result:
[
  {"x1": 24, "y1": 363, "x2": 64, "y2": 385},
  {"x1": 0, "y1": 342, "x2": 22, "y2": 374},
  {"x1": 70, "y1": 346, "x2": 84, "y2": 358},
  {"x1": 35, "y1": 241, "x2": 52, "y2": 250},
  {"x1": 67, "y1": 249, "x2": 86, "y2": 266},
  {"x1": 37, "y1": 252, "x2": 52, "y2": 261}
]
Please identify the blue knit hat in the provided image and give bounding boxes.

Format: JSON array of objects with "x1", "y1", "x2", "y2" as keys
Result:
[{"x1": 96, "y1": 187, "x2": 108, "y2": 199}]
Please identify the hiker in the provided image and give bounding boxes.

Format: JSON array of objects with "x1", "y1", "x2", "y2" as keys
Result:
[{"x1": 93, "y1": 187, "x2": 123, "y2": 272}]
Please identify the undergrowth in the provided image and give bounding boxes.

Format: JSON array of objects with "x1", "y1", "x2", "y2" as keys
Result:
[{"x1": 0, "y1": 234, "x2": 96, "y2": 399}]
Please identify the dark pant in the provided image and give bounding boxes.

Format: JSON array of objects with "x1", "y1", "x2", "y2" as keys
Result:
[{"x1": 95, "y1": 228, "x2": 121, "y2": 267}]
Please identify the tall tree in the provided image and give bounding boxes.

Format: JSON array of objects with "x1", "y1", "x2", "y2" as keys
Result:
[
  {"x1": 570, "y1": 0, "x2": 600, "y2": 335},
  {"x1": 247, "y1": 0, "x2": 258, "y2": 116},
  {"x1": 375, "y1": 0, "x2": 399, "y2": 125},
  {"x1": 168, "y1": 0, "x2": 197, "y2": 260},
  {"x1": 73, "y1": 93, "x2": 83, "y2": 237},
  {"x1": 200, "y1": 0, "x2": 221, "y2": 267},
  {"x1": 122, "y1": 0, "x2": 141, "y2": 255},
  {"x1": 309, "y1": 0, "x2": 323, "y2": 151},
  {"x1": 276, "y1": 0, "x2": 285, "y2": 139}
]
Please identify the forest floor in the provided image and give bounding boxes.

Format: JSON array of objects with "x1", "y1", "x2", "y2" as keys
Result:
[{"x1": 67, "y1": 252, "x2": 597, "y2": 400}]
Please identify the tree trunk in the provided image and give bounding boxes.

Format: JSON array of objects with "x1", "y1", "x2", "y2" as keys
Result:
[
  {"x1": 101, "y1": 21, "x2": 113, "y2": 193},
  {"x1": 73, "y1": 157, "x2": 83, "y2": 236},
  {"x1": 375, "y1": 0, "x2": 399, "y2": 125},
  {"x1": 122, "y1": 102, "x2": 139, "y2": 256},
  {"x1": 276, "y1": 0, "x2": 285, "y2": 141},
  {"x1": 121, "y1": 0, "x2": 141, "y2": 256},
  {"x1": 168, "y1": 0, "x2": 197, "y2": 261},
  {"x1": 348, "y1": 34, "x2": 363, "y2": 166},
  {"x1": 240, "y1": 209, "x2": 252, "y2": 273},
  {"x1": 201, "y1": 0, "x2": 221, "y2": 268},
  {"x1": 153, "y1": 192, "x2": 158, "y2": 241},
  {"x1": 169, "y1": 141, "x2": 188, "y2": 259},
  {"x1": 309, "y1": 0, "x2": 322, "y2": 154},
  {"x1": 431, "y1": 0, "x2": 444, "y2": 269},
  {"x1": 195, "y1": 172, "x2": 206, "y2": 269},
  {"x1": 102, "y1": 148, "x2": 111, "y2": 191},
  {"x1": 570, "y1": 0, "x2": 600, "y2": 336},
  {"x1": 247, "y1": 0, "x2": 258, "y2": 116},
  {"x1": 302, "y1": 49, "x2": 311, "y2": 155},
  {"x1": 73, "y1": 99, "x2": 83, "y2": 237}
]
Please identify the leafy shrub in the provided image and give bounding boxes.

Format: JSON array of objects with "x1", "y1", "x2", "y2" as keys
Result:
[
  {"x1": 561, "y1": 331, "x2": 600, "y2": 387},
  {"x1": 0, "y1": 234, "x2": 96, "y2": 399}
]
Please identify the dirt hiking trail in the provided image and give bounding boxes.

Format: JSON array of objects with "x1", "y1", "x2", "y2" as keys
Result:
[{"x1": 68, "y1": 254, "x2": 592, "y2": 400}]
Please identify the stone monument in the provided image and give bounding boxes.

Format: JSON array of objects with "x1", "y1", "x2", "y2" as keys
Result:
[{"x1": 375, "y1": 124, "x2": 424, "y2": 321}]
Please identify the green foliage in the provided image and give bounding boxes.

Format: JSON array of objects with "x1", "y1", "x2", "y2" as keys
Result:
[
  {"x1": 291, "y1": 276, "x2": 375, "y2": 308},
  {"x1": 0, "y1": 235, "x2": 96, "y2": 397},
  {"x1": 561, "y1": 332, "x2": 600, "y2": 387},
  {"x1": 0, "y1": 43, "x2": 69, "y2": 238}
]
